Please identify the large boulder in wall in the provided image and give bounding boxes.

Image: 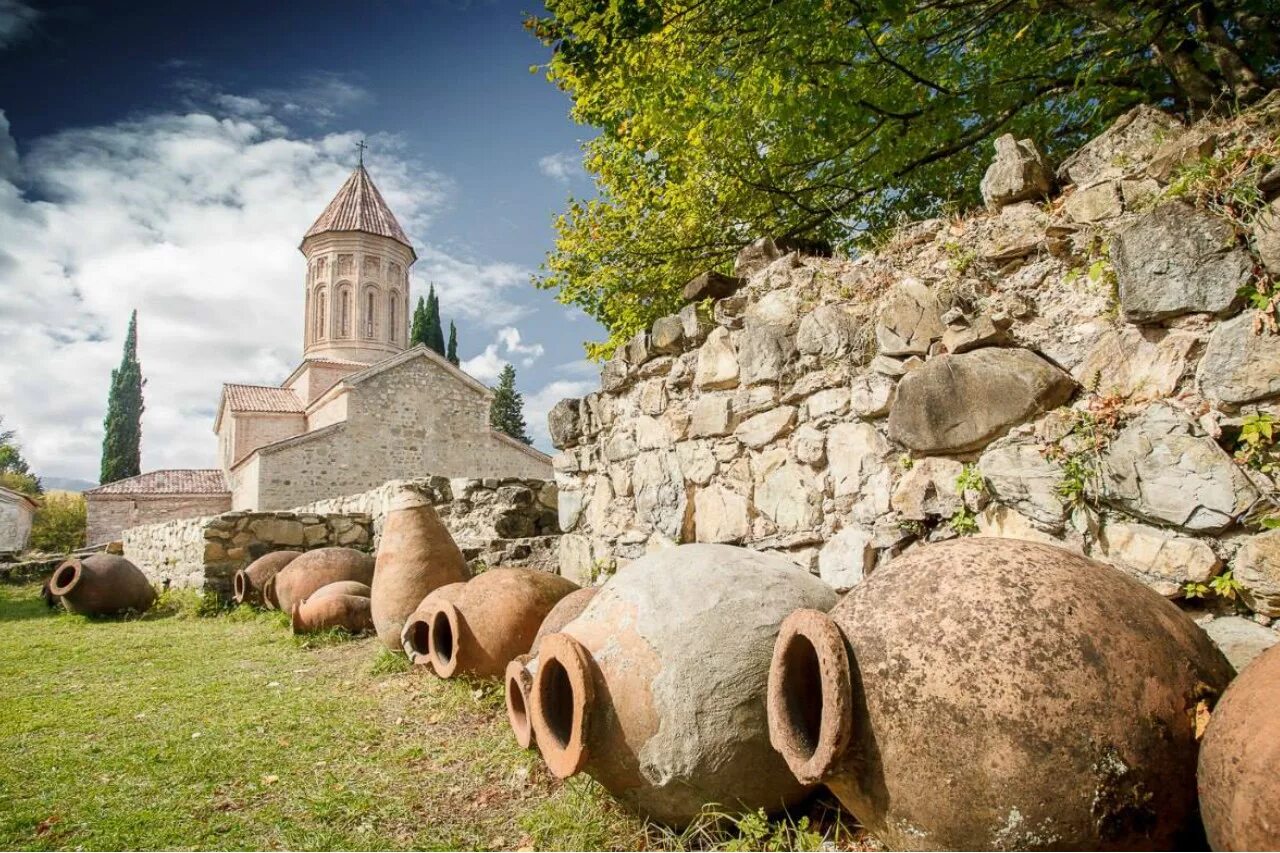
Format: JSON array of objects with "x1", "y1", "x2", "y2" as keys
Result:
[{"x1": 888, "y1": 348, "x2": 1075, "y2": 453}]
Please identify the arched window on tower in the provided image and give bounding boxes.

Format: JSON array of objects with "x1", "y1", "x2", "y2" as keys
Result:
[
  {"x1": 340, "y1": 288, "x2": 351, "y2": 337},
  {"x1": 365, "y1": 291, "x2": 375, "y2": 338},
  {"x1": 389, "y1": 291, "x2": 399, "y2": 342},
  {"x1": 315, "y1": 290, "x2": 326, "y2": 340}
]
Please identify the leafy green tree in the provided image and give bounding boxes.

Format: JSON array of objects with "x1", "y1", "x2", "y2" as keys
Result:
[
  {"x1": 410, "y1": 296, "x2": 429, "y2": 347},
  {"x1": 0, "y1": 416, "x2": 41, "y2": 495},
  {"x1": 100, "y1": 310, "x2": 145, "y2": 485},
  {"x1": 489, "y1": 364, "x2": 532, "y2": 444},
  {"x1": 29, "y1": 492, "x2": 86, "y2": 553},
  {"x1": 424, "y1": 284, "x2": 447, "y2": 356},
  {"x1": 528, "y1": 0, "x2": 1279, "y2": 355},
  {"x1": 446, "y1": 321, "x2": 460, "y2": 366}
]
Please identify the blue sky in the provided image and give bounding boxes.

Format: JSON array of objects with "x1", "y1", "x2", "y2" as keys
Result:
[{"x1": 0, "y1": 0, "x2": 605, "y2": 482}]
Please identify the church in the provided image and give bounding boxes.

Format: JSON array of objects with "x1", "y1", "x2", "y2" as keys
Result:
[{"x1": 85, "y1": 164, "x2": 550, "y2": 544}]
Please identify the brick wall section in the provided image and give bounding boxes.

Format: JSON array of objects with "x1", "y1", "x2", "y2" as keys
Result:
[{"x1": 87, "y1": 493, "x2": 233, "y2": 546}]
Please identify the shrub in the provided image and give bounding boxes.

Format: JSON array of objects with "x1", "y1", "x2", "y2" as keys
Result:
[{"x1": 29, "y1": 492, "x2": 86, "y2": 553}]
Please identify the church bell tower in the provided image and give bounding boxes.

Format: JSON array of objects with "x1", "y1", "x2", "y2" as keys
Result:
[{"x1": 299, "y1": 158, "x2": 415, "y2": 364}]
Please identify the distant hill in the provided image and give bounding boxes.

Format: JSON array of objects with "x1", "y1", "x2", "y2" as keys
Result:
[{"x1": 40, "y1": 476, "x2": 97, "y2": 493}]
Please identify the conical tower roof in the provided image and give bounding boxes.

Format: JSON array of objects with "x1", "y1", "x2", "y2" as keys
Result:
[{"x1": 303, "y1": 165, "x2": 414, "y2": 256}]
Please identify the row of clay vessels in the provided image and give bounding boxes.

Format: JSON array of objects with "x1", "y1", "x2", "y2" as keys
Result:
[
  {"x1": 232, "y1": 546, "x2": 376, "y2": 633},
  {"x1": 502, "y1": 538, "x2": 1277, "y2": 851}
]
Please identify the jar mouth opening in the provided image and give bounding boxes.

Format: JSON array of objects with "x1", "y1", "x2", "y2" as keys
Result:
[
  {"x1": 530, "y1": 632, "x2": 593, "y2": 778},
  {"x1": 767, "y1": 609, "x2": 853, "y2": 784},
  {"x1": 50, "y1": 559, "x2": 83, "y2": 596}
]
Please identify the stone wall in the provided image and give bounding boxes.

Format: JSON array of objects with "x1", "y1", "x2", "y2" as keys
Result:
[
  {"x1": 86, "y1": 493, "x2": 233, "y2": 546},
  {"x1": 550, "y1": 96, "x2": 1280, "y2": 652},
  {"x1": 0, "y1": 493, "x2": 34, "y2": 553},
  {"x1": 123, "y1": 511, "x2": 373, "y2": 594}
]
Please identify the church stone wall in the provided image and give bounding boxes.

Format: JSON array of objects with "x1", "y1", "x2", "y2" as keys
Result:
[
  {"x1": 86, "y1": 493, "x2": 233, "y2": 547},
  {"x1": 229, "y1": 412, "x2": 307, "y2": 469},
  {"x1": 306, "y1": 389, "x2": 348, "y2": 430}
]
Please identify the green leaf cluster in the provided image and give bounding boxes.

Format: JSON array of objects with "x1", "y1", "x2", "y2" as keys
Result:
[
  {"x1": 100, "y1": 310, "x2": 144, "y2": 485},
  {"x1": 0, "y1": 415, "x2": 41, "y2": 496},
  {"x1": 529, "y1": 0, "x2": 1280, "y2": 354}
]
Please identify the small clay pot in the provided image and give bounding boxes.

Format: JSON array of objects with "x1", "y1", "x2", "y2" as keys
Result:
[
  {"x1": 291, "y1": 594, "x2": 374, "y2": 634},
  {"x1": 1199, "y1": 642, "x2": 1280, "y2": 851},
  {"x1": 426, "y1": 568, "x2": 579, "y2": 679},
  {"x1": 49, "y1": 554, "x2": 156, "y2": 616},
  {"x1": 233, "y1": 550, "x2": 301, "y2": 606},
  {"x1": 505, "y1": 586, "x2": 598, "y2": 749},
  {"x1": 272, "y1": 547, "x2": 374, "y2": 614},
  {"x1": 528, "y1": 544, "x2": 837, "y2": 826},
  {"x1": 766, "y1": 537, "x2": 1234, "y2": 851},
  {"x1": 371, "y1": 491, "x2": 470, "y2": 651},
  {"x1": 399, "y1": 582, "x2": 467, "y2": 666}
]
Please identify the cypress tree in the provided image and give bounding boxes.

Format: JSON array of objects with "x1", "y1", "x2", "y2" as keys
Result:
[
  {"x1": 424, "y1": 284, "x2": 446, "y2": 356},
  {"x1": 446, "y1": 321, "x2": 459, "y2": 366},
  {"x1": 409, "y1": 296, "x2": 428, "y2": 347},
  {"x1": 100, "y1": 310, "x2": 145, "y2": 484},
  {"x1": 489, "y1": 364, "x2": 531, "y2": 444}
]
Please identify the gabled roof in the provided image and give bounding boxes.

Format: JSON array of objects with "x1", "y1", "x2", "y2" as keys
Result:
[
  {"x1": 302, "y1": 165, "x2": 415, "y2": 255},
  {"x1": 87, "y1": 469, "x2": 229, "y2": 496},
  {"x1": 221, "y1": 384, "x2": 305, "y2": 415},
  {"x1": 0, "y1": 485, "x2": 38, "y2": 510}
]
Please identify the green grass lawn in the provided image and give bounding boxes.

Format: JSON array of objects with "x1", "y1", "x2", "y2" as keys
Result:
[{"x1": 0, "y1": 582, "x2": 863, "y2": 851}]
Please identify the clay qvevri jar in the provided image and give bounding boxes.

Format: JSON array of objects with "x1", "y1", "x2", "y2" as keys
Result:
[
  {"x1": 306, "y1": 580, "x2": 371, "y2": 600},
  {"x1": 529, "y1": 544, "x2": 837, "y2": 826},
  {"x1": 767, "y1": 537, "x2": 1234, "y2": 851},
  {"x1": 371, "y1": 491, "x2": 469, "y2": 651},
  {"x1": 1199, "y1": 642, "x2": 1280, "y2": 851},
  {"x1": 50, "y1": 554, "x2": 156, "y2": 616},
  {"x1": 272, "y1": 547, "x2": 374, "y2": 614},
  {"x1": 291, "y1": 594, "x2": 374, "y2": 634},
  {"x1": 233, "y1": 550, "x2": 301, "y2": 606},
  {"x1": 426, "y1": 568, "x2": 579, "y2": 680},
  {"x1": 505, "y1": 586, "x2": 598, "y2": 749},
  {"x1": 400, "y1": 582, "x2": 467, "y2": 666}
]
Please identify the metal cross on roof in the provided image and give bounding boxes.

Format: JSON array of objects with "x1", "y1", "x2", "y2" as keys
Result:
[{"x1": 356, "y1": 138, "x2": 368, "y2": 166}]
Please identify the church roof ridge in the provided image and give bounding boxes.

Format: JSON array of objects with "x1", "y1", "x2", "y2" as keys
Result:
[
  {"x1": 87, "y1": 469, "x2": 229, "y2": 496},
  {"x1": 220, "y1": 383, "x2": 305, "y2": 415},
  {"x1": 302, "y1": 165, "x2": 415, "y2": 255}
]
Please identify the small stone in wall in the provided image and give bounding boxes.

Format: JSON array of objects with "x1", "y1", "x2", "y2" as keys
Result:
[
  {"x1": 980, "y1": 134, "x2": 1052, "y2": 210},
  {"x1": 734, "y1": 237, "x2": 784, "y2": 278},
  {"x1": 1064, "y1": 181, "x2": 1124, "y2": 224},
  {"x1": 689, "y1": 395, "x2": 736, "y2": 437},
  {"x1": 791, "y1": 424, "x2": 826, "y2": 466},
  {"x1": 601, "y1": 357, "x2": 631, "y2": 393},
  {"x1": 737, "y1": 325, "x2": 796, "y2": 386},
  {"x1": 1234, "y1": 529, "x2": 1280, "y2": 616},
  {"x1": 558, "y1": 488, "x2": 586, "y2": 532},
  {"x1": 682, "y1": 270, "x2": 745, "y2": 303},
  {"x1": 1201, "y1": 616, "x2": 1278, "y2": 672},
  {"x1": 694, "y1": 327, "x2": 740, "y2": 390},
  {"x1": 638, "y1": 380, "x2": 668, "y2": 416},
  {"x1": 1073, "y1": 327, "x2": 1194, "y2": 402},
  {"x1": 940, "y1": 312, "x2": 1014, "y2": 354},
  {"x1": 890, "y1": 457, "x2": 964, "y2": 521},
  {"x1": 633, "y1": 450, "x2": 687, "y2": 541},
  {"x1": 548, "y1": 398, "x2": 582, "y2": 449},
  {"x1": 1057, "y1": 104, "x2": 1183, "y2": 186},
  {"x1": 676, "y1": 441, "x2": 717, "y2": 485},
  {"x1": 678, "y1": 303, "x2": 712, "y2": 345},
  {"x1": 1111, "y1": 202, "x2": 1251, "y2": 323},
  {"x1": 1147, "y1": 128, "x2": 1217, "y2": 183},
  {"x1": 635, "y1": 415, "x2": 672, "y2": 450},
  {"x1": 875, "y1": 279, "x2": 945, "y2": 356},
  {"x1": 1095, "y1": 521, "x2": 1222, "y2": 598},
  {"x1": 798, "y1": 304, "x2": 864, "y2": 359},
  {"x1": 817, "y1": 526, "x2": 877, "y2": 592},
  {"x1": 977, "y1": 202, "x2": 1047, "y2": 262},
  {"x1": 1101, "y1": 403, "x2": 1257, "y2": 533},
  {"x1": 850, "y1": 372, "x2": 896, "y2": 418},
  {"x1": 979, "y1": 435, "x2": 1068, "y2": 529},
  {"x1": 734, "y1": 406, "x2": 797, "y2": 449},
  {"x1": 693, "y1": 484, "x2": 751, "y2": 544},
  {"x1": 976, "y1": 504, "x2": 1075, "y2": 549},
  {"x1": 651, "y1": 315, "x2": 685, "y2": 354},
  {"x1": 803, "y1": 387, "x2": 849, "y2": 422},
  {"x1": 1253, "y1": 198, "x2": 1280, "y2": 275},
  {"x1": 744, "y1": 288, "x2": 799, "y2": 329},
  {"x1": 827, "y1": 422, "x2": 893, "y2": 522},
  {"x1": 888, "y1": 348, "x2": 1076, "y2": 454},
  {"x1": 756, "y1": 456, "x2": 823, "y2": 533},
  {"x1": 603, "y1": 427, "x2": 639, "y2": 462}
]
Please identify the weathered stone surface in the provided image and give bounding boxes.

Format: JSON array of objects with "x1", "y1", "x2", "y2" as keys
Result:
[
  {"x1": 548, "y1": 398, "x2": 582, "y2": 449},
  {"x1": 694, "y1": 327, "x2": 740, "y2": 390},
  {"x1": 849, "y1": 372, "x2": 897, "y2": 418},
  {"x1": 558, "y1": 488, "x2": 586, "y2": 532},
  {"x1": 623, "y1": 330, "x2": 651, "y2": 365},
  {"x1": 791, "y1": 424, "x2": 826, "y2": 466},
  {"x1": 1198, "y1": 312, "x2": 1280, "y2": 405},
  {"x1": 827, "y1": 423, "x2": 893, "y2": 521},
  {"x1": 1120, "y1": 177, "x2": 1162, "y2": 209},
  {"x1": 940, "y1": 312, "x2": 1013, "y2": 354},
  {"x1": 977, "y1": 202, "x2": 1046, "y2": 261},
  {"x1": 635, "y1": 415, "x2": 672, "y2": 450},
  {"x1": 803, "y1": 387, "x2": 848, "y2": 421},
  {"x1": 676, "y1": 440, "x2": 716, "y2": 485},
  {"x1": 736, "y1": 326, "x2": 796, "y2": 386},
  {"x1": 678, "y1": 303, "x2": 712, "y2": 344},
  {"x1": 875, "y1": 280, "x2": 944, "y2": 356},
  {"x1": 693, "y1": 484, "x2": 750, "y2": 543},
  {"x1": 734, "y1": 237, "x2": 784, "y2": 278},
  {"x1": 603, "y1": 427, "x2": 638, "y2": 462},
  {"x1": 1096, "y1": 521, "x2": 1221, "y2": 597},
  {"x1": 817, "y1": 526, "x2": 876, "y2": 592},
  {"x1": 797, "y1": 304, "x2": 862, "y2": 358},
  {"x1": 1202, "y1": 616, "x2": 1279, "y2": 672},
  {"x1": 1147, "y1": 128, "x2": 1216, "y2": 182},
  {"x1": 689, "y1": 395, "x2": 735, "y2": 438},
  {"x1": 1102, "y1": 404, "x2": 1257, "y2": 533},
  {"x1": 683, "y1": 270, "x2": 745, "y2": 302},
  {"x1": 600, "y1": 357, "x2": 631, "y2": 393},
  {"x1": 978, "y1": 435, "x2": 1067, "y2": 528},
  {"x1": 1253, "y1": 198, "x2": 1280, "y2": 275},
  {"x1": 891, "y1": 457, "x2": 964, "y2": 521},
  {"x1": 755, "y1": 455, "x2": 822, "y2": 532},
  {"x1": 1058, "y1": 104, "x2": 1183, "y2": 186},
  {"x1": 889, "y1": 348, "x2": 1076, "y2": 454},
  {"x1": 980, "y1": 134, "x2": 1052, "y2": 209},
  {"x1": 1074, "y1": 327, "x2": 1194, "y2": 401},
  {"x1": 1111, "y1": 202, "x2": 1251, "y2": 323},
  {"x1": 1234, "y1": 530, "x2": 1280, "y2": 616},
  {"x1": 734, "y1": 406, "x2": 797, "y2": 449},
  {"x1": 637, "y1": 380, "x2": 667, "y2": 416},
  {"x1": 651, "y1": 315, "x2": 685, "y2": 354},
  {"x1": 1064, "y1": 180, "x2": 1123, "y2": 223},
  {"x1": 975, "y1": 504, "x2": 1068, "y2": 547},
  {"x1": 632, "y1": 450, "x2": 686, "y2": 540},
  {"x1": 744, "y1": 289, "x2": 798, "y2": 329}
]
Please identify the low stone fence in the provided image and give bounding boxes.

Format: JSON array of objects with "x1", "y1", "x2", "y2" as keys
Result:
[{"x1": 124, "y1": 511, "x2": 372, "y2": 595}]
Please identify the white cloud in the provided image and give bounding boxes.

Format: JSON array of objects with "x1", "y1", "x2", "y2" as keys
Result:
[
  {"x1": 0, "y1": 98, "x2": 516, "y2": 482},
  {"x1": 460, "y1": 326, "x2": 546, "y2": 383},
  {"x1": 415, "y1": 248, "x2": 534, "y2": 327},
  {"x1": 538, "y1": 151, "x2": 581, "y2": 183},
  {"x1": 523, "y1": 378, "x2": 597, "y2": 450},
  {"x1": 0, "y1": 0, "x2": 38, "y2": 50},
  {"x1": 176, "y1": 73, "x2": 373, "y2": 126}
]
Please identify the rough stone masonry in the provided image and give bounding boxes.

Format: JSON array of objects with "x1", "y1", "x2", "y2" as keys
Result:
[{"x1": 548, "y1": 95, "x2": 1280, "y2": 663}]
